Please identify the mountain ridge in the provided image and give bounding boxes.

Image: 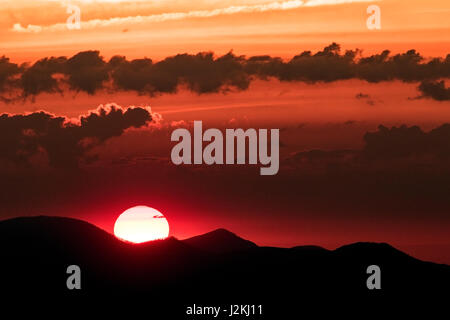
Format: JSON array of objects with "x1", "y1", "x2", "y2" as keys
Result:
[
  {"x1": 182, "y1": 227, "x2": 258, "y2": 253},
  {"x1": 0, "y1": 215, "x2": 449, "y2": 303}
]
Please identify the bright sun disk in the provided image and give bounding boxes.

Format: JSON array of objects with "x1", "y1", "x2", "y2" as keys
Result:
[{"x1": 114, "y1": 206, "x2": 169, "y2": 243}]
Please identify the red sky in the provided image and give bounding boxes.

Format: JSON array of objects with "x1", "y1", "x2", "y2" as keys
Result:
[{"x1": 1, "y1": 80, "x2": 450, "y2": 263}]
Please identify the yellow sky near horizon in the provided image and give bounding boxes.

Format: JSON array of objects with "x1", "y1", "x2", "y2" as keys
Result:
[{"x1": 1, "y1": 0, "x2": 449, "y2": 62}]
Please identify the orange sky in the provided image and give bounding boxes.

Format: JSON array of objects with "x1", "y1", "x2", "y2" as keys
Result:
[{"x1": 1, "y1": 0, "x2": 449, "y2": 62}]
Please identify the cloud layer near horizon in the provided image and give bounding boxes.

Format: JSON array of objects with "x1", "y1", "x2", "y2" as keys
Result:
[{"x1": 1, "y1": 43, "x2": 449, "y2": 101}]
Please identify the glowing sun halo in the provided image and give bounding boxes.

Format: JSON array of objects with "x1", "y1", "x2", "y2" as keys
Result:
[{"x1": 114, "y1": 206, "x2": 169, "y2": 243}]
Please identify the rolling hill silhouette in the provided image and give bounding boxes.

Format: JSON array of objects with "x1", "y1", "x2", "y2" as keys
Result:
[
  {"x1": 183, "y1": 228, "x2": 257, "y2": 253},
  {"x1": 0, "y1": 216, "x2": 449, "y2": 313}
]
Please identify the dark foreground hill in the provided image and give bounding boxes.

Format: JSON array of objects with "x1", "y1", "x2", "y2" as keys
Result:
[{"x1": 0, "y1": 216, "x2": 449, "y2": 315}]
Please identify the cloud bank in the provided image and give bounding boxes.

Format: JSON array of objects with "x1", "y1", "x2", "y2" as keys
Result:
[
  {"x1": 418, "y1": 81, "x2": 450, "y2": 101},
  {"x1": 0, "y1": 104, "x2": 154, "y2": 168},
  {"x1": 1, "y1": 43, "x2": 449, "y2": 100}
]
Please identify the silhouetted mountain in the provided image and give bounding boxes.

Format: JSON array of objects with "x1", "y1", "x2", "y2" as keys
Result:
[
  {"x1": 290, "y1": 244, "x2": 329, "y2": 252},
  {"x1": 183, "y1": 228, "x2": 257, "y2": 253},
  {"x1": 0, "y1": 216, "x2": 449, "y2": 314},
  {"x1": 335, "y1": 242, "x2": 415, "y2": 261}
]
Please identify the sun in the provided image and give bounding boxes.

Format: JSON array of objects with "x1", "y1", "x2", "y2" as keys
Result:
[{"x1": 114, "y1": 206, "x2": 169, "y2": 243}]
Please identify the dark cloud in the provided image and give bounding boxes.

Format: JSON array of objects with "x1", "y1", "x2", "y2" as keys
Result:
[
  {"x1": 246, "y1": 45, "x2": 449, "y2": 85},
  {"x1": 285, "y1": 123, "x2": 450, "y2": 167},
  {"x1": 0, "y1": 44, "x2": 449, "y2": 100},
  {"x1": 110, "y1": 57, "x2": 155, "y2": 92},
  {"x1": 0, "y1": 104, "x2": 153, "y2": 168},
  {"x1": 66, "y1": 51, "x2": 109, "y2": 94},
  {"x1": 0, "y1": 56, "x2": 22, "y2": 93},
  {"x1": 20, "y1": 56, "x2": 66, "y2": 97},
  {"x1": 355, "y1": 93, "x2": 370, "y2": 99},
  {"x1": 418, "y1": 80, "x2": 450, "y2": 101},
  {"x1": 363, "y1": 124, "x2": 450, "y2": 159},
  {"x1": 251, "y1": 43, "x2": 357, "y2": 82},
  {"x1": 110, "y1": 51, "x2": 250, "y2": 95}
]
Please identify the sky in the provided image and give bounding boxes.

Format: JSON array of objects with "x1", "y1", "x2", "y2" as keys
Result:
[
  {"x1": 0, "y1": 0, "x2": 450, "y2": 264},
  {"x1": 1, "y1": 0, "x2": 449, "y2": 61}
]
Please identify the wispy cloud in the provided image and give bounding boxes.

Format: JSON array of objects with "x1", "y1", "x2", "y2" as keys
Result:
[{"x1": 11, "y1": 0, "x2": 377, "y2": 33}]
